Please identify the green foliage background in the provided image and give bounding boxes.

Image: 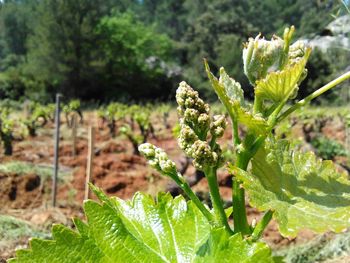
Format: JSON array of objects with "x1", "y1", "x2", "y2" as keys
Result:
[{"x1": 0, "y1": 0, "x2": 348, "y2": 102}]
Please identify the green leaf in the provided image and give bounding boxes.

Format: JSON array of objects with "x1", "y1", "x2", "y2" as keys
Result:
[
  {"x1": 194, "y1": 228, "x2": 274, "y2": 263},
  {"x1": 225, "y1": 206, "x2": 233, "y2": 218},
  {"x1": 10, "y1": 224, "x2": 105, "y2": 262},
  {"x1": 72, "y1": 218, "x2": 89, "y2": 237},
  {"x1": 205, "y1": 61, "x2": 268, "y2": 135},
  {"x1": 218, "y1": 67, "x2": 246, "y2": 108},
  {"x1": 205, "y1": 61, "x2": 242, "y2": 120},
  {"x1": 10, "y1": 189, "x2": 274, "y2": 262},
  {"x1": 232, "y1": 101, "x2": 269, "y2": 135},
  {"x1": 255, "y1": 49, "x2": 311, "y2": 102},
  {"x1": 112, "y1": 192, "x2": 210, "y2": 262},
  {"x1": 230, "y1": 140, "x2": 350, "y2": 237}
]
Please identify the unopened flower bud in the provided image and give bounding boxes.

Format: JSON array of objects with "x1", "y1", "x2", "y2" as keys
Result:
[
  {"x1": 184, "y1": 108, "x2": 199, "y2": 123},
  {"x1": 178, "y1": 123, "x2": 198, "y2": 155},
  {"x1": 243, "y1": 35, "x2": 284, "y2": 85},
  {"x1": 191, "y1": 140, "x2": 218, "y2": 170},
  {"x1": 251, "y1": 218, "x2": 257, "y2": 228},
  {"x1": 288, "y1": 40, "x2": 309, "y2": 87},
  {"x1": 138, "y1": 143, "x2": 156, "y2": 158},
  {"x1": 176, "y1": 82, "x2": 199, "y2": 114},
  {"x1": 197, "y1": 113, "x2": 210, "y2": 133},
  {"x1": 139, "y1": 143, "x2": 177, "y2": 176},
  {"x1": 210, "y1": 115, "x2": 227, "y2": 138},
  {"x1": 176, "y1": 82, "x2": 210, "y2": 117},
  {"x1": 184, "y1": 97, "x2": 196, "y2": 109},
  {"x1": 288, "y1": 40, "x2": 307, "y2": 65}
]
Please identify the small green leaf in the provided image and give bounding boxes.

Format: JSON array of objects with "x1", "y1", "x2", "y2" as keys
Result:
[
  {"x1": 205, "y1": 61, "x2": 241, "y2": 121},
  {"x1": 218, "y1": 67, "x2": 246, "y2": 108},
  {"x1": 205, "y1": 61, "x2": 268, "y2": 135},
  {"x1": 225, "y1": 206, "x2": 233, "y2": 218},
  {"x1": 232, "y1": 101, "x2": 269, "y2": 135},
  {"x1": 230, "y1": 140, "x2": 350, "y2": 237},
  {"x1": 255, "y1": 49, "x2": 311, "y2": 102}
]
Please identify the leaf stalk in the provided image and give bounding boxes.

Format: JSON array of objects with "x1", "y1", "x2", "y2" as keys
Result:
[
  {"x1": 171, "y1": 173, "x2": 214, "y2": 223},
  {"x1": 277, "y1": 71, "x2": 350, "y2": 123},
  {"x1": 251, "y1": 210, "x2": 274, "y2": 241},
  {"x1": 232, "y1": 151, "x2": 251, "y2": 235},
  {"x1": 205, "y1": 167, "x2": 233, "y2": 234}
]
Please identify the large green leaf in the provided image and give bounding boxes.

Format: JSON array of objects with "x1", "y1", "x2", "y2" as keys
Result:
[
  {"x1": 231, "y1": 140, "x2": 350, "y2": 237},
  {"x1": 11, "y1": 188, "x2": 274, "y2": 262},
  {"x1": 112, "y1": 192, "x2": 210, "y2": 262},
  {"x1": 255, "y1": 49, "x2": 311, "y2": 102},
  {"x1": 205, "y1": 62, "x2": 268, "y2": 135}
]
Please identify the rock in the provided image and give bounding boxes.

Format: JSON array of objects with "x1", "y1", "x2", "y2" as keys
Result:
[
  {"x1": 301, "y1": 15, "x2": 350, "y2": 52},
  {"x1": 326, "y1": 15, "x2": 350, "y2": 35}
]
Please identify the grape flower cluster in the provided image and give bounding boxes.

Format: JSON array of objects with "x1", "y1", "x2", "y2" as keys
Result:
[
  {"x1": 176, "y1": 81, "x2": 226, "y2": 171},
  {"x1": 138, "y1": 143, "x2": 177, "y2": 176}
]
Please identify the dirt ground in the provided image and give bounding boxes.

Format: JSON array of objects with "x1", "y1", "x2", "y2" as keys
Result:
[{"x1": 0, "y1": 111, "x2": 349, "y2": 261}]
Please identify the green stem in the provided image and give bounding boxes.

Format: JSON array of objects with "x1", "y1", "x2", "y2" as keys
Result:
[
  {"x1": 232, "y1": 135, "x2": 266, "y2": 235},
  {"x1": 232, "y1": 152, "x2": 251, "y2": 235},
  {"x1": 209, "y1": 134, "x2": 217, "y2": 149},
  {"x1": 265, "y1": 102, "x2": 279, "y2": 117},
  {"x1": 277, "y1": 71, "x2": 350, "y2": 123},
  {"x1": 171, "y1": 174, "x2": 214, "y2": 223},
  {"x1": 267, "y1": 100, "x2": 288, "y2": 129},
  {"x1": 205, "y1": 167, "x2": 233, "y2": 234},
  {"x1": 253, "y1": 96, "x2": 263, "y2": 115},
  {"x1": 251, "y1": 210, "x2": 273, "y2": 242},
  {"x1": 232, "y1": 119, "x2": 241, "y2": 145}
]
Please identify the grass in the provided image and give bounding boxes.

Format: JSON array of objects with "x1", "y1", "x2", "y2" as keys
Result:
[
  {"x1": 0, "y1": 215, "x2": 49, "y2": 243},
  {"x1": 275, "y1": 231, "x2": 350, "y2": 263},
  {"x1": 310, "y1": 136, "x2": 348, "y2": 160},
  {"x1": 0, "y1": 215, "x2": 50, "y2": 256}
]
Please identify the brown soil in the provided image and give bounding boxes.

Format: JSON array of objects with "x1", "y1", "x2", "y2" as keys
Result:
[
  {"x1": 0, "y1": 121, "x2": 174, "y2": 210},
  {"x1": 321, "y1": 118, "x2": 347, "y2": 143},
  {"x1": 0, "y1": 172, "x2": 43, "y2": 209}
]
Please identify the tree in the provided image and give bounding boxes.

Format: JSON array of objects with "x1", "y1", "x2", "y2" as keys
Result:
[
  {"x1": 177, "y1": 0, "x2": 342, "y2": 98},
  {"x1": 94, "y1": 12, "x2": 175, "y2": 100},
  {"x1": 24, "y1": 0, "x2": 103, "y2": 98},
  {"x1": 0, "y1": 0, "x2": 345, "y2": 102},
  {"x1": 0, "y1": 0, "x2": 34, "y2": 99}
]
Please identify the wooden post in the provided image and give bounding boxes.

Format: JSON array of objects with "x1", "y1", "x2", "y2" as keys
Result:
[
  {"x1": 72, "y1": 114, "x2": 77, "y2": 157},
  {"x1": 52, "y1": 94, "x2": 61, "y2": 207},
  {"x1": 84, "y1": 126, "x2": 95, "y2": 200},
  {"x1": 346, "y1": 123, "x2": 350, "y2": 154},
  {"x1": 346, "y1": 85, "x2": 350, "y2": 154}
]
